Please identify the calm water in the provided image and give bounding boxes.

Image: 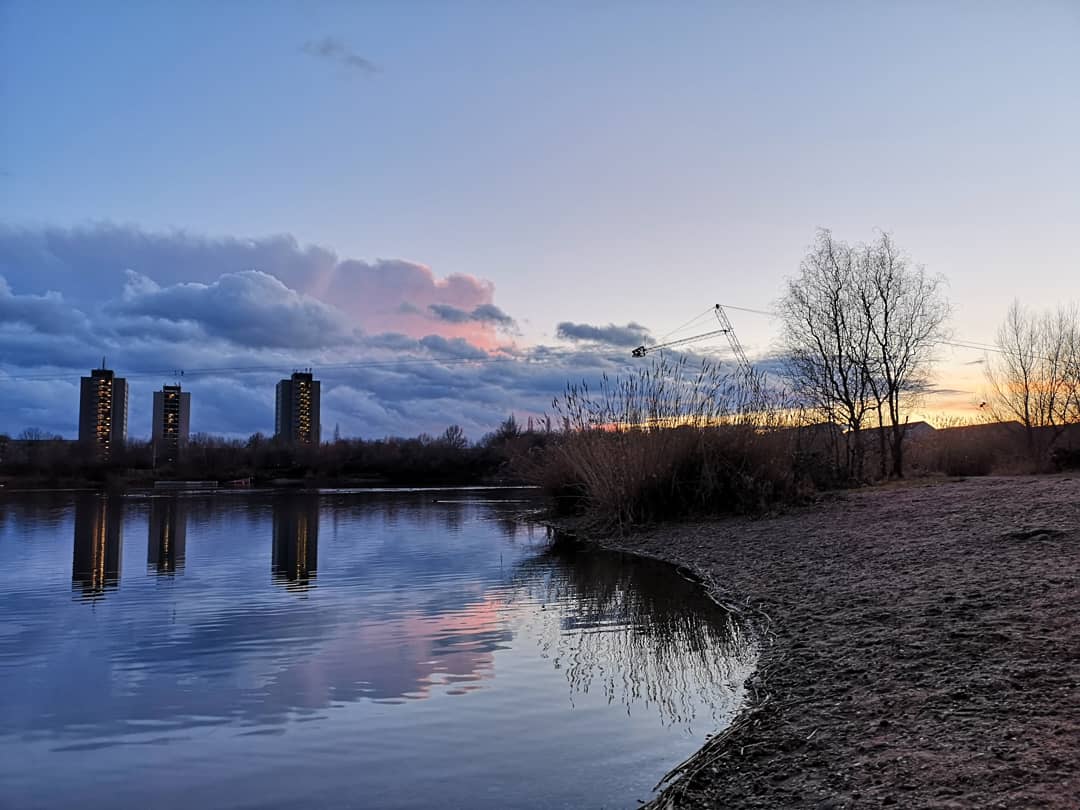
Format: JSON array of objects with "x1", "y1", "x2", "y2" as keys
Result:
[{"x1": 0, "y1": 489, "x2": 754, "y2": 809}]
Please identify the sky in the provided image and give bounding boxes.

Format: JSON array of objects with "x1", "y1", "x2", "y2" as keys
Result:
[{"x1": 2, "y1": 1, "x2": 1078, "y2": 439}]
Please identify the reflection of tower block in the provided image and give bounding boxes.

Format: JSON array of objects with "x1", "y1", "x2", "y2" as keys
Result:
[
  {"x1": 148, "y1": 497, "x2": 188, "y2": 574},
  {"x1": 72, "y1": 496, "x2": 124, "y2": 598},
  {"x1": 272, "y1": 497, "x2": 319, "y2": 590}
]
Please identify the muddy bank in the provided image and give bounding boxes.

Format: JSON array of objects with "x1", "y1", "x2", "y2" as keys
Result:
[{"x1": 589, "y1": 476, "x2": 1080, "y2": 809}]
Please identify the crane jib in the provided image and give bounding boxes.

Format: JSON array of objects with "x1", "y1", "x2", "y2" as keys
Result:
[{"x1": 630, "y1": 305, "x2": 753, "y2": 377}]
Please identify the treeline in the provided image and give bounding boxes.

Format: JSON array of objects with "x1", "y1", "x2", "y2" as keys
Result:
[
  {"x1": 0, "y1": 418, "x2": 552, "y2": 488},
  {"x1": 983, "y1": 300, "x2": 1080, "y2": 456}
]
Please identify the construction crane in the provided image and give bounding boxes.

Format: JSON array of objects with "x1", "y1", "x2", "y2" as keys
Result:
[{"x1": 632, "y1": 304, "x2": 753, "y2": 375}]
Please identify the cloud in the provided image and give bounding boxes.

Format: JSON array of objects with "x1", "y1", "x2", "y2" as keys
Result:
[
  {"x1": 0, "y1": 224, "x2": 677, "y2": 441},
  {"x1": 0, "y1": 277, "x2": 92, "y2": 337},
  {"x1": 428, "y1": 304, "x2": 472, "y2": 324},
  {"x1": 470, "y1": 304, "x2": 515, "y2": 327},
  {"x1": 302, "y1": 37, "x2": 378, "y2": 74},
  {"x1": 428, "y1": 303, "x2": 516, "y2": 330},
  {"x1": 0, "y1": 224, "x2": 507, "y2": 346},
  {"x1": 419, "y1": 335, "x2": 490, "y2": 360},
  {"x1": 555, "y1": 321, "x2": 650, "y2": 348},
  {"x1": 109, "y1": 270, "x2": 355, "y2": 349},
  {"x1": 365, "y1": 332, "x2": 420, "y2": 352}
]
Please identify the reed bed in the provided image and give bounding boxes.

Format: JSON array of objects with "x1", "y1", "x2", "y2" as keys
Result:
[{"x1": 530, "y1": 358, "x2": 802, "y2": 533}]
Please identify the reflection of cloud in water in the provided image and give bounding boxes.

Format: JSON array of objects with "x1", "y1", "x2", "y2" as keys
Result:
[
  {"x1": 512, "y1": 542, "x2": 755, "y2": 731},
  {"x1": 280, "y1": 595, "x2": 510, "y2": 705},
  {"x1": 1, "y1": 494, "x2": 752, "y2": 752}
]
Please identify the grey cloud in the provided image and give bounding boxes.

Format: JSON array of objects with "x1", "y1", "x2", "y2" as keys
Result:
[
  {"x1": 419, "y1": 335, "x2": 489, "y2": 360},
  {"x1": 109, "y1": 270, "x2": 354, "y2": 349},
  {"x1": 0, "y1": 378, "x2": 81, "y2": 437},
  {"x1": 2, "y1": 329, "x2": 654, "y2": 441},
  {"x1": 0, "y1": 275, "x2": 92, "y2": 337},
  {"x1": 364, "y1": 332, "x2": 420, "y2": 352},
  {"x1": 428, "y1": 304, "x2": 472, "y2": 324},
  {"x1": 0, "y1": 329, "x2": 106, "y2": 371},
  {"x1": 302, "y1": 37, "x2": 378, "y2": 74},
  {"x1": 470, "y1": 304, "x2": 515, "y2": 327},
  {"x1": 0, "y1": 225, "x2": 511, "y2": 343},
  {"x1": 556, "y1": 321, "x2": 650, "y2": 348},
  {"x1": 0, "y1": 225, "x2": 657, "y2": 441},
  {"x1": 0, "y1": 225, "x2": 337, "y2": 305},
  {"x1": 428, "y1": 302, "x2": 517, "y2": 329}
]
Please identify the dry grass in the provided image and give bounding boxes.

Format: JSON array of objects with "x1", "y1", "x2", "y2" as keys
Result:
[
  {"x1": 525, "y1": 359, "x2": 1080, "y2": 533},
  {"x1": 528, "y1": 358, "x2": 806, "y2": 533},
  {"x1": 905, "y1": 422, "x2": 1077, "y2": 477}
]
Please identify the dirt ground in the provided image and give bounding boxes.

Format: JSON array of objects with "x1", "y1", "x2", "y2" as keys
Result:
[{"x1": 592, "y1": 475, "x2": 1080, "y2": 809}]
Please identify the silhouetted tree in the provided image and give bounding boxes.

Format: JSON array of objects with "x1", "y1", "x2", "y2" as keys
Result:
[
  {"x1": 439, "y1": 424, "x2": 469, "y2": 450},
  {"x1": 983, "y1": 300, "x2": 1080, "y2": 457},
  {"x1": 780, "y1": 230, "x2": 950, "y2": 479},
  {"x1": 778, "y1": 230, "x2": 878, "y2": 480}
]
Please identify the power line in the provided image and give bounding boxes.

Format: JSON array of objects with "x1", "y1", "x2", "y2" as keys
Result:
[
  {"x1": 711, "y1": 301, "x2": 1063, "y2": 364},
  {"x1": 656, "y1": 306, "x2": 715, "y2": 343}
]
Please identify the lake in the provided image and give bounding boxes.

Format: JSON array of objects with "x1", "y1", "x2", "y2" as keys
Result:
[{"x1": 0, "y1": 489, "x2": 755, "y2": 809}]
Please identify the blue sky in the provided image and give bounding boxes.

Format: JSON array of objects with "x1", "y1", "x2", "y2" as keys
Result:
[{"x1": 2, "y1": 1, "x2": 1078, "y2": 437}]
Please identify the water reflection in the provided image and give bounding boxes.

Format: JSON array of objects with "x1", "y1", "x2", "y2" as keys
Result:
[
  {"x1": 71, "y1": 495, "x2": 123, "y2": 599},
  {"x1": 147, "y1": 497, "x2": 187, "y2": 575},
  {"x1": 516, "y1": 540, "x2": 753, "y2": 730},
  {"x1": 272, "y1": 495, "x2": 318, "y2": 590},
  {"x1": 2, "y1": 492, "x2": 756, "y2": 810}
]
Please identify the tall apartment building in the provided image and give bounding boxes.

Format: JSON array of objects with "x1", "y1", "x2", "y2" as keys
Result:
[
  {"x1": 275, "y1": 371, "x2": 321, "y2": 445},
  {"x1": 152, "y1": 384, "x2": 191, "y2": 463},
  {"x1": 78, "y1": 366, "x2": 128, "y2": 459}
]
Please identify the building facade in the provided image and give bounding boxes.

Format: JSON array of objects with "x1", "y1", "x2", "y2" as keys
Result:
[
  {"x1": 275, "y1": 371, "x2": 321, "y2": 445},
  {"x1": 78, "y1": 367, "x2": 128, "y2": 459},
  {"x1": 152, "y1": 384, "x2": 191, "y2": 463}
]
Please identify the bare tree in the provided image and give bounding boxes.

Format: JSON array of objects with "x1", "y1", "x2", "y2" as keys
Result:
[
  {"x1": 18, "y1": 427, "x2": 61, "y2": 441},
  {"x1": 984, "y1": 300, "x2": 1080, "y2": 456},
  {"x1": 439, "y1": 424, "x2": 469, "y2": 450},
  {"x1": 780, "y1": 231, "x2": 950, "y2": 480},
  {"x1": 778, "y1": 230, "x2": 878, "y2": 480},
  {"x1": 856, "y1": 233, "x2": 951, "y2": 478}
]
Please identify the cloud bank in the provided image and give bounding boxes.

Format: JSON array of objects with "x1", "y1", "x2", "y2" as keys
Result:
[
  {"x1": 0, "y1": 225, "x2": 663, "y2": 441},
  {"x1": 555, "y1": 321, "x2": 650, "y2": 348}
]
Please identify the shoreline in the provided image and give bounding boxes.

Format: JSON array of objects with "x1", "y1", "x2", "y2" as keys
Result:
[{"x1": 577, "y1": 476, "x2": 1079, "y2": 809}]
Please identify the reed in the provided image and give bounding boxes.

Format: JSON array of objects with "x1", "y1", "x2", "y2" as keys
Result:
[{"x1": 531, "y1": 357, "x2": 802, "y2": 533}]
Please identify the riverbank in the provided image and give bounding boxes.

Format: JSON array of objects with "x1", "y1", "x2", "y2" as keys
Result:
[{"x1": 586, "y1": 475, "x2": 1079, "y2": 809}]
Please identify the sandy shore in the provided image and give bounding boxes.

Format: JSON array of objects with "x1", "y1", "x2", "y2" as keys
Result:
[{"x1": 587, "y1": 475, "x2": 1080, "y2": 809}]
